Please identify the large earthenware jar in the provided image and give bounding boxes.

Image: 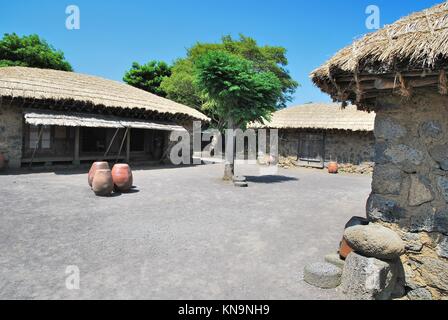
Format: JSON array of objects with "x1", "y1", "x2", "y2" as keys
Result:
[
  {"x1": 111, "y1": 164, "x2": 133, "y2": 192},
  {"x1": 339, "y1": 238, "x2": 353, "y2": 259},
  {"x1": 92, "y1": 169, "x2": 114, "y2": 196},
  {"x1": 88, "y1": 162, "x2": 110, "y2": 187},
  {"x1": 328, "y1": 161, "x2": 339, "y2": 174},
  {"x1": 0, "y1": 153, "x2": 5, "y2": 170}
]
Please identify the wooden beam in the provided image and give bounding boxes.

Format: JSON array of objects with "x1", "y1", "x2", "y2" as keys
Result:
[
  {"x1": 73, "y1": 127, "x2": 80, "y2": 166},
  {"x1": 126, "y1": 128, "x2": 131, "y2": 163}
]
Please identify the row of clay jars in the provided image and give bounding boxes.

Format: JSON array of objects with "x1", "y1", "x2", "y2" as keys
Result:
[{"x1": 88, "y1": 162, "x2": 133, "y2": 196}]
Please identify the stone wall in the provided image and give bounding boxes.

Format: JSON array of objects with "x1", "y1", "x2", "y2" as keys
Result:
[
  {"x1": 0, "y1": 103, "x2": 23, "y2": 169},
  {"x1": 278, "y1": 129, "x2": 375, "y2": 165},
  {"x1": 367, "y1": 90, "x2": 448, "y2": 299}
]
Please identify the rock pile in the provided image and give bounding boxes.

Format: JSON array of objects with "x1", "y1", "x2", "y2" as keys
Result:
[
  {"x1": 338, "y1": 162, "x2": 374, "y2": 175},
  {"x1": 341, "y1": 224, "x2": 406, "y2": 300},
  {"x1": 278, "y1": 156, "x2": 298, "y2": 169},
  {"x1": 233, "y1": 176, "x2": 248, "y2": 187},
  {"x1": 303, "y1": 221, "x2": 408, "y2": 300}
]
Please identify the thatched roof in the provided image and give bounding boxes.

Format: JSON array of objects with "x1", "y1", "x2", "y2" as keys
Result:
[
  {"x1": 250, "y1": 103, "x2": 375, "y2": 132},
  {"x1": 0, "y1": 66, "x2": 209, "y2": 121},
  {"x1": 311, "y1": 2, "x2": 448, "y2": 109}
]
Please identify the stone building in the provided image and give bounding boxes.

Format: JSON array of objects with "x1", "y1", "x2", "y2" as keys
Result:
[
  {"x1": 0, "y1": 67, "x2": 208, "y2": 169},
  {"x1": 252, "y1": 103, "x2": 375, "y2": 169},
  {"x1": 311, "y1": 3, "x2": 448, "y2": 299}
]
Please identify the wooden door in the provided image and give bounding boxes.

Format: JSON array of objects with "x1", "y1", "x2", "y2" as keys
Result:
[{"x1": 297, "y1": 132, "x2": 325, "y2": 168}]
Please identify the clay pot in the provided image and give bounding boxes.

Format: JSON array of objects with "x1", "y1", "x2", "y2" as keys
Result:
[
  {"x1": 92, "y1": 169, "x2": 114, "y2": 196},
  {"x1": 0, "y1": 153, "x2": 5, "y2": 170},
  {"x1": 88, "y1": 162, "x2": 110, "y2": 187},
  {"x1": 112, "y1": 164, "x2": 133, "y2": 192},
  {"x1": 328, "y1": 161, "x2": 339, "y2": 174},
  {"x1": 339, "y1": 238, "x2": 353, "y2": 260}
]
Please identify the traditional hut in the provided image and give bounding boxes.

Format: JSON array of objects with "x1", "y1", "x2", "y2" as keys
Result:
[
  {"x1": 251, "y1": 103, "x2": 375, "y2": 169},
  {"x1": 0, "y1": 67, "x2": 208, "y2": 169},
  {"x1": 311, "y1": 3, "x2": 448, "y2": 299}
]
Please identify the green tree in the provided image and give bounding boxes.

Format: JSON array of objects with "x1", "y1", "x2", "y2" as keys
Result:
[
  {"x1": 159, "y1": 59, "x2": 203, "y2": 107},
  {"x1": 195, "y1": 50, "x2": 282, "y2": 179},
  {"x1": 0, "y1": 33, "x2": 72, "y2": 71},
  {"x1": 123, "y1": 60, "x2": 171, "y2": 97},
  {"x1": 161, "y1": 34, "x2": 298, "y2": 114}
]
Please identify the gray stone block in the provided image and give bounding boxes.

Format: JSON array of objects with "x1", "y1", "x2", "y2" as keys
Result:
[
  {"x1": 429, "y1": 143, "x2": 448, "y2": 162},
  {"x1": 234, "y1": 181, "x2": 248, "y2": 188},
  {"x1": 324, "y1": 253, "x2": 345, "y2": 269},
  {"x1": 437, "y1": 176, "x2": 448, "y2": 202},
  {"x1": 372, "y1": 165, "x2": 403, "y2": 195},
  {"x1": 402, "y1": 231, "x2": 423, "y2": 252},
  {"x1": 366, "y1": 194, "x2": 405, "y2": 224},
  {"x1": 407, "y1": 288, "x2": 433, "y2": 300},
  {"x1": 375, "y1": 118, "x2": 407, "y2": 141},
  {"x1": 434, "y1": 208, "x2": 448, "y2": 235},
  {"x1": 419, "y1": 121, "x2": 443, "y2": 140},
  {"x1": 303, "y1": 262, "x2": 342, "y2": 289},
  {"x1": 341, "y1": 252, "x2": 401, "y2": 300},
  {"x1": 437, "y1": 236, "x2": 448, "y2": 258},
  {"x1": 408, "y1": 175, "x2": 434, "y2": 206},
  {"x1": 232, "y1": 175, "x2": 246, "y2": 182}
]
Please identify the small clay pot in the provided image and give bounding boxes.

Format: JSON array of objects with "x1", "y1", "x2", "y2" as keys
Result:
[
  {"x1": 339, "y1": 238, "x2": 353, "y2": 260},
  {"x1": 112, "y1": 164, "x2": 133, "y2": 192},
  {"x1": 328, "y1": 161, "x2": 339, "y2": 174},
  {"x1": 92, "y1": 169, "x2": 114, "y2": 196},
  {"x1": 0, "y1": 153, "x2": 5, "y2": 170},
  {"x1": 88, "y1": 162, "x2": 110, "y2": 187}
]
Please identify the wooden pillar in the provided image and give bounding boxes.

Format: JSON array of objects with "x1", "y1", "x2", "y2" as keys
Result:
[
  {"x1": 73, "y1": 127, "x2": 80, "y2": 165},
  {"x1": 126, "y1": 128, "x2": 131, "y2": 163}
]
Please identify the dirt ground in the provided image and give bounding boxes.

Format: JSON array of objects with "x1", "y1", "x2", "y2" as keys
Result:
[{"x1": 0, "y1": 163, "x2": 372, "y2": 299}]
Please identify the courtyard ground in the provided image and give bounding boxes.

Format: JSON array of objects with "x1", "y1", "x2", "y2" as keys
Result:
[{"x1": 0, "y1": 163, "x2": 372, "y2": 299}]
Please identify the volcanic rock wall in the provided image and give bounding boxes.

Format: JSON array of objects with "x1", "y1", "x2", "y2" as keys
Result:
[{"x1": 368, "y1": 90, "x2": 448, "y2": 299}]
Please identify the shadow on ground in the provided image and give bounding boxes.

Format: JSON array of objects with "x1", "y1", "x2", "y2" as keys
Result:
[{"x1": 246, "y1": 175, "x2": 299, "y2": 184}]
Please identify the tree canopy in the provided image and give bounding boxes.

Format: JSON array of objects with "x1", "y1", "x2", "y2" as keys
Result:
[
  {"x1": 159, "y1": 59, "x2": 203, "y2": 106},
  {"x1": 161, "y1": 34, "x2": 298, "y2": 112},
  {"x1": 195, "y1": 50, "x2": 282, "y2": 129},
  {"x1": 0, "y1": 33, "x2": 73, "y2": 71},
  {"x1": 123, "y1": 60, "x2": 171, "y2": 97}
]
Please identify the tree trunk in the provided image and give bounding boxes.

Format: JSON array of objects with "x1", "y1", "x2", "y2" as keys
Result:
[
  {"x1": 223, "y1": 118, "x2": 235, "y2": 181},
  {"x1": 223, "y1": 162, "x2": 234, "y2": 181}
]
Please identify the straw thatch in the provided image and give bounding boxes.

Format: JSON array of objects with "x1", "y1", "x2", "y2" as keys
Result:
[
  {"x1": 311, "y1": 2, "x2": 448, "y2": 109},
  {"x1": 0, "y1": 66, "x2": 209, "y2": 121},
  {"x1": 24, "y1": 110, "x2": 187, "y2": 132},
  {"x1": 250, "y1": 103, "x2": 375, "y2": 132}
]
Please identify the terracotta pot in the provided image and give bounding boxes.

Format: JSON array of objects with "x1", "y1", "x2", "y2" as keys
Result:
[
  {"x1": 92, "y1": 169, "x2": 114, "y2": 196},
  {"x1": 88, "y1": 162, "x2": 110, "y2": 187},
  {"x1": 328, "y1": 161, "x2": 339, "y2": 174},
  {"x1": 112, "y1": 164, "x2": 133, "y2": 192},
  {"x1": 0, "y1": 153, "x2": 5, "y2": 170},
  {"x1": 339, "y1": 238, "x2": 353, "y2": 260}
]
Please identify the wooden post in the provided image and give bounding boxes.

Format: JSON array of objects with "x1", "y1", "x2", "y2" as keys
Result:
[
  {"x1": 73, "y1": 127, "x2": 80, "y2": 166},
  {"x1": 126, "y1": 128, "x2": 131, "y2": 163},
  {"x1": 29, "y1": 126, "x2": 44, "y2": 169}
]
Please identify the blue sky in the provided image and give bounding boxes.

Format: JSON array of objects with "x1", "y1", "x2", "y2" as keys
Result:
[{"x1": 0, "y1": 0, "x2": 443, "y2": 106}]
